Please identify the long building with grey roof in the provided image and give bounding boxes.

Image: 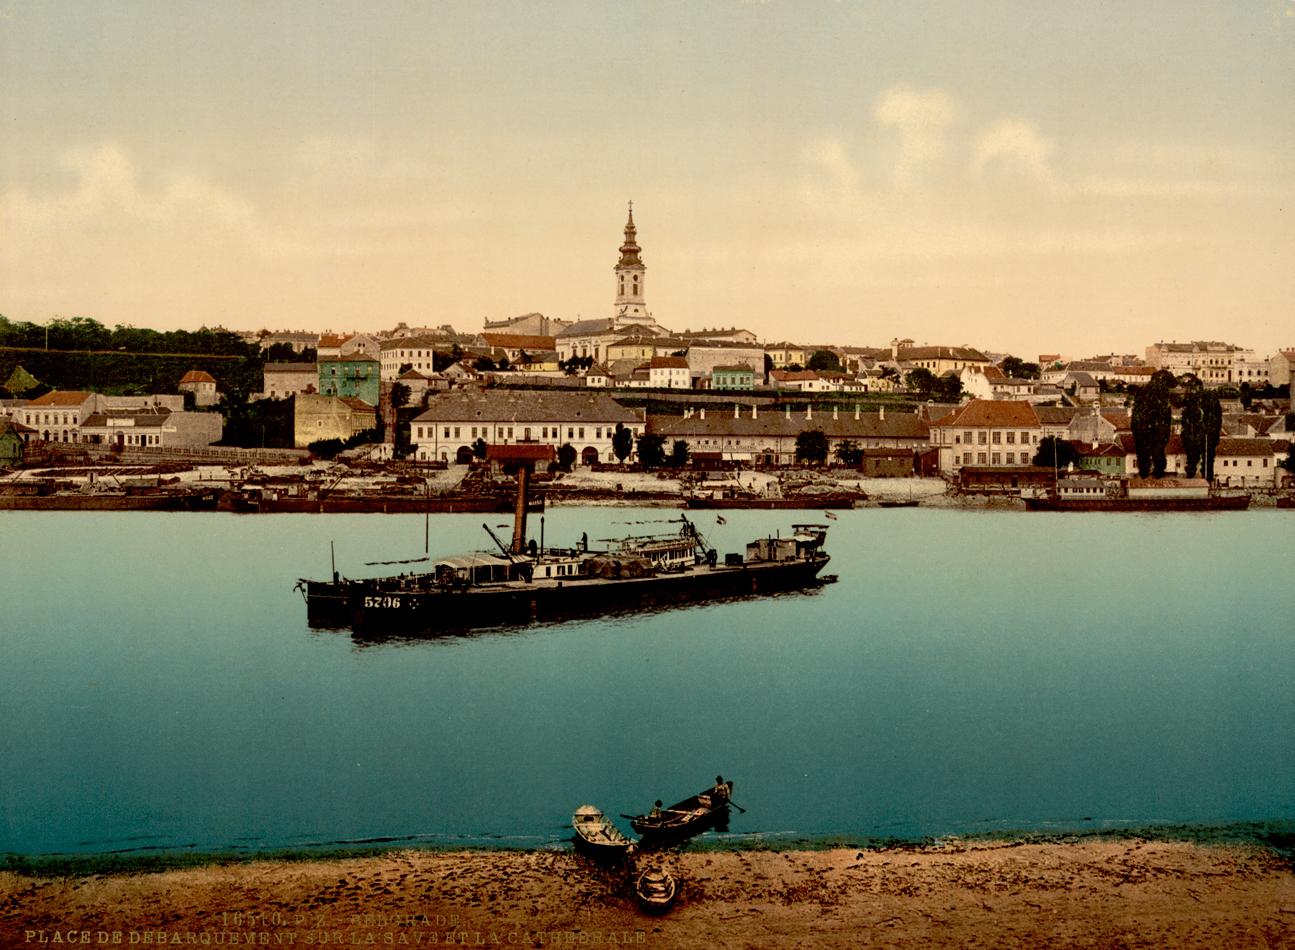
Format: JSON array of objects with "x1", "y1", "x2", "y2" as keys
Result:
[{"x1": 411, "y1": 386, "x2": 645, "y2": 465}]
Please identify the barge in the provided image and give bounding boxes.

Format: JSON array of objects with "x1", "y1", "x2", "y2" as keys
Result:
[{"x1": 1023, "y1": 475, "x2": 1249, "y2": 512}]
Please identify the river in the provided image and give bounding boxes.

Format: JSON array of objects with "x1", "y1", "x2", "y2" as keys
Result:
[{"x1": 1, "y1": 506, "x2": 1291, "y2": 855}]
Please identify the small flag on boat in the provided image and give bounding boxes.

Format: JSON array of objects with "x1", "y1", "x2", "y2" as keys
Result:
[
  {"x1": 716, "y1": 515, "x2": 727, "y2": 525},
  {"x1": 824, "y1": 511, "x2": 837, "y2": 520}
]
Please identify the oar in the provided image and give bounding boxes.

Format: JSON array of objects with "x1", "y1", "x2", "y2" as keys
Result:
[{"x1": 726, "y1": 799, "x2": 747, "y2": 813}]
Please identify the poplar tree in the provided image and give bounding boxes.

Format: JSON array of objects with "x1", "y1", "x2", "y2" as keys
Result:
[{"x1": 1131, "y1": 370, "x2": 1175, "y2": 478}]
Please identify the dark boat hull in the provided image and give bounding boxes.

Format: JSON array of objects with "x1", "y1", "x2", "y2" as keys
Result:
[
  {"x1": 229, "y1": 493, "x2": 539, "y2": 514},
  {"x1": 1023, "y1": 495, "x2": 1249, "y2": 512},
  {"x1": 305, "y1": 558, "x2": 829, "y2": 633},
  {"x1": 0, "y1": 491, "x2": 213, "y2": 511},
  {"x1": 630, "y1": 781, "x2": 734, "y2": 845}
]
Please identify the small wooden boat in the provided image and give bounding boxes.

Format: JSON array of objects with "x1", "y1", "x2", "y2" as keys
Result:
[
  {"x1": 630, "y1": 780, "x2": 733, "y2": 842},
  {"x1": 876, "y1": 499, "x2": 920, "y2": 508},
  {"x1": 635, "y1": 869, "x2": 678, "y2": 913},
  {"x1": 572, "y1": 805, "x2": 635, "y2": 859}
]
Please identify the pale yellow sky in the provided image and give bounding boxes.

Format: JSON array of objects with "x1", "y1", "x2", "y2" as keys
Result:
[{"x1": 1, "y1": 1, "x2": 1292, "y2": 360}]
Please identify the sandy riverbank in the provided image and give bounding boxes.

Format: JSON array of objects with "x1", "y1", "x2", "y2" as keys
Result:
[{"x1": 3, "y1": 840, "x2": 1291, "y2": 948}]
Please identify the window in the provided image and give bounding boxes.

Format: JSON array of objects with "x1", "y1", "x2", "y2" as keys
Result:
[
  {"x1": 964, "y1": 431, "x2": 972, "y2": 444},
  {"x1": 578, "y1": 428, "x2": 584, "y2": 439},
  {"x1": 454, "y1": 427, "x2": 460, "y2": 438},
  {"x1": 1006, "y1": 453, "x2": 1015, "y2": 464},
  {"x1": 1006, "y1": 432, "x2": 1015, "y2": 444},
  {"x1": 978, "y1": 453, "x2": 987, "y2": 464},
  {"x1": 568, "y1": 428, "x2": 574, "y2": 438},
  {"x1": 443, "y1": 427, "x2": 450, "y2": 438},
  {"x1": 417, "y1": 426, "x2": 423, "y2": 438},
  {"x1": 978, "y1": 432, "x2": 987, "y2": 445},
  {"x1": 991, "y1": 453, "x2": 1001, "y2": 465},
  {"x1": 992, "y1": 431, "x2": 1001, "y2": 444},
  {"x1": 1021, "y1": 432, "x2": 1030, "y2": 443}
]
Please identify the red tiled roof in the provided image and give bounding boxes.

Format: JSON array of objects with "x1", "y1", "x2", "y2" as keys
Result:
[
  {"x1": 482, "y1": 333, "x2": 556, "y2": 350},
  {"x1": 650, "y1": 356, "x2": 689, "y2": 369},
  {"x1": 26, "y1": 391, "x2": 94, "y2": 406},
  {"x1": 930, "y1": 400, "x2": 1041, "y2": 428},
  {"x1": 179, "y1": 370, "x2": 217, "y2": 384}
]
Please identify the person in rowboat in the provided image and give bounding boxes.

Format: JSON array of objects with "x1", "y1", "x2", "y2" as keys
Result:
[
  {"x1": 649, "y1": 800, "x2": 663, "y2": 820},
  {"x1": 713, "y1": 776, "x2": 728, "y2": 800}
]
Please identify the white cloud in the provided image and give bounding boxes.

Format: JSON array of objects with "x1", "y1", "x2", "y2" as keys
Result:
[
  {"x1": 874, "y1": 87, "x2": 955, "y2": 189},
  {"x1": 971, "y1": 119, "x2": 1057, "y2": 189}
]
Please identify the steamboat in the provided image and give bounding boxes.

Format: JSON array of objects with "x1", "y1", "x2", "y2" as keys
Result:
[{"x1": 299, "y1": 447, "x2": 833, "y2": 634}]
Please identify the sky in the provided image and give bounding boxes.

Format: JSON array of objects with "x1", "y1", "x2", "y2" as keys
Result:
[{"x1": 1, "y1": 0, "x2": 1293, "y2": 361}]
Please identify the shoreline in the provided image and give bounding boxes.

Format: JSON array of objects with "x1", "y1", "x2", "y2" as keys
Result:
[
  {"x1": 2, "y1": 836, "x2": 1291, "y2": 949},
  {"x1": 7, "y1": 820, "x2": 1293, "y2": 878}
]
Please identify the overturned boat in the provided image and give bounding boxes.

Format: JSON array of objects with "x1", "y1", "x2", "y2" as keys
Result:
[{"x1": 299, "y1": 445, "x2": 832, "y2": 634}]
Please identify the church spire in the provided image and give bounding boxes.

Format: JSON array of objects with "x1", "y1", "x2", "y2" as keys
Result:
[
  {"x1": 613, "y1": 202, "x2": 648, "y2": 324},
  {"x1": 618, "y1": 201, "x2": 641, "y2": 267}
]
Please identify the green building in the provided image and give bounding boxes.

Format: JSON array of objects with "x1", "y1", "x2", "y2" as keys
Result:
[
  {"x1": 711, "y1": 363, "x2": 756, "y2": 390},
  {"x1": 318, "y1": 356, "x2": 380, "y2": 406}
]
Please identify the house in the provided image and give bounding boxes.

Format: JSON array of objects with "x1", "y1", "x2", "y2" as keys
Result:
[
  {"x1": 764, "y1": 342, "x2": 806, "y2": 369},
  {"x1": 770, "y1": 369, "x2": 832, "y2": 392},
  {"x1": 1062, "y1": 372, "x2": 1100, "y2": 402},
  {"x1": 1213, "y1": 438, "x2": 1282, "y2": 487},
  {"x1": 259, "y1": 330, "x2": 319, "y2": 353},
  {"x1": 1, "y1": 420, "x2": 29, "y2": 465},
  {"x1": 379, "y1": 335, "x2": 449, "y2": 380},
  {"x1": 928, "y1": 400, "x2": 1044, "y2": 475},
  {"x1": 318, "y1": 356, "x2": 380, "y2": 406},
  {"x1": 20, "y1": 391, "x2": 103, "y2": 442},
  {"x1": 583, "y1": 364, "x2": 610, "y2": 388},
  {"x1": 260, "y1": 363, "x2": 318, "y2": 401},
  {"x1": 177, "y1": 370, "x2": 219, "y2": 407},
  {"x1": 711, "y1": 364, "x2": 756, "y2": 391},
  {"x1": 410, "y1": 387, "x2": 644, "y2": 465},
  {"x1": 652, "y1": 405, "x2": 930, "y2": 468},
  {"x1": 294, "y1": 394, "x2": 378, "y2": 448},
  {"x1": 1270, "y1": 350, "x2": 1295, "y2": 387},
  {"x1": 481, "y1": 333, "x2": 558, "y2": 363},
  {"x1": 890, "y1": 339, "x2": 991, "y2": 374},
  {"x1": 482, "y1": 312, "x2": 571, "y2": 337},
  {"x1": 80, "y1": 407, "x2": 223, "y2": 449},
  {"x1": 860, "y1": 447, "x2": 915, "y2": 478},
  {"x1": 1042, "y1": 360, "x2": 1113, "y2": 385},
  {"x1": 1072, "y1": 441, "x2": 1127, "y2": 476},
  {"x1": 649, "y1": 356, "x2": 690, "y2": 389},
  {"x1": 683, "y1": 341, "x2": 766, "y2": 385}
]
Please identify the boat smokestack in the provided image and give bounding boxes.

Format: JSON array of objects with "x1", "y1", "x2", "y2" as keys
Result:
[{"x1": 511, "y1": 464, "x2": 531, "y2": 554}]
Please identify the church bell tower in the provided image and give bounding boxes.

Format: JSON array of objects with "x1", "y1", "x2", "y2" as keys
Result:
[{"x1": 613, "y1": 202, "x2": 649, "y2": 325}]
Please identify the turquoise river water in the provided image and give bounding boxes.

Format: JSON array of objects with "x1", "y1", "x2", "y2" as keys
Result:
[{"x1": 1, "y1": 506, "x2": 1292, "y2": 856}]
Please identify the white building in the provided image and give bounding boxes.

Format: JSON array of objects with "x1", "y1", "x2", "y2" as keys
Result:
[{"x1": 410, "y1": 387, "x2": 644, "y2": 466}]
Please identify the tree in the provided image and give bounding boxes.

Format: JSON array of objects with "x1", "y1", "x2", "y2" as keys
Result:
[
  {"x1": 1131, "y1": 371, "x2": 1175, "y2": 477},
  {"x1": 1001, "y1": 356, "x2": 1041, "y2": 380},
  {"x1": 612, "y1": 423, "x2": 634, "y2": 463},
  {"x1": 1033, "y1": 435, "x2": 1082, "y2": 470},
  {"x1": 473, "y1": 356, "x2": 496, "y2": 371},
  {"x1": 667, "y1": 439, "x2": 690, "y2": 469},
  {"x1": 470, "y1": 437, "x2": 489, "y2": 460},
  {"x1": 390, "y1": 382, "x2": 411, "y2": 410},
  {"x1": 835, "y1": 439, "x2": 863, "y2": 467},
  {"x1": 763, "y1": 353, "x2": 774, "y2": 376},
  {"x1": 795, "y1": 429, "x2": 829, "y2": 465},
  {"x1": 557, "y1": 442, "x2": 577, "y2": 471},
  {"x1": 807, "y1": 349, "x2": 842, "y2": 372},
  {"x1": 636, "y1": 432, "x2": 667, "y2": 469}
]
